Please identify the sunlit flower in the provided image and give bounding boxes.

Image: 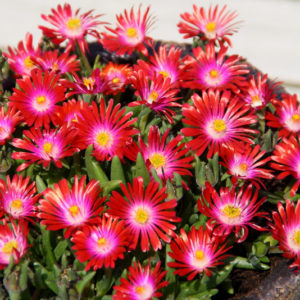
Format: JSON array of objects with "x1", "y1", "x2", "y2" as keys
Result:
[
  {"x1": 11, "y1": 126, "x2": 78, "y2": 172},
  {"x1": 9, "y1": 69, "x2": 65, "y2": 129},
  {"x1": 0, "y1": 220, "x2": 29, "y2": 270},
  {"x1": 75, "y1": 98, "x2": 138, "y2": 161},
  {"x1": 266, "y1": 94, "x2": 300, "y2": 138},
  {"x1": 130, "y1": 70, "x2": 181, "y2": 123},
  {"x1": 3, "y1": 33, "x2": 40, "y2": 76},
  {"x1": 72, "y1": 215, "x2": 129, "y2": 270},
  {"x1": 168, "y1": 226, "x2": 231, "y2": 280},
  {"x1": 113, "y1": 260, "x2": 168, "y2": 299},
  {"x1": 38, "y1": 175, "x2": 104, "y2": 238},
  {"x1": 107, "y1": 177, "x2": 180, "y2": 252},
  {"x1": 198, "y1": 183, "x2": 268, "y2": 243},
  {"x1": 181, "y1": 89, "x2": 258, "y2": 158},
  {"x1": 178, "y1": 4, "x2": 241, "y2": 46},
  {"x1": 39, "y1": 3, "x2": 107, "y2": 53},
  {"x1": 182, "y1": 42, "x2": 248, "y2": 93},
  {"x1": 102, "y1": 6, "x2": 154, "y2": 56},
  {"x1": 0, "y1": 175, "x2": 39, "y2": 221},
  {"x1": 0, "y1": 106, "x2": 22, "y2": 145},
  {"x1": 220, "y1": 143, "x2": 273, "y2": 189}
]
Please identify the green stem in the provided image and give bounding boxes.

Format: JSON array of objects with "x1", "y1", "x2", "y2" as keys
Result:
[{"x1": 76, "y1": 42, "x2": 92, "y2": 74}]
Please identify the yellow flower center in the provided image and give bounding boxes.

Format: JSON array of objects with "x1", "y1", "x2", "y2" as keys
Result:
[
  {"x1": 149, "y1": 91, "x2": 159, "y2": 103},
  {"x1": 2, "y1": 240, "x2": 18, "y2": 254},
  {"x1": 96, "y1": 132, "x2": 110, "y2": 147},
  {"x1": 195, "y1": 249, "x2": 205, "y2": 261},
  {"x1": 36, "y1": 95, "x2": 46, "y2": 104},
  {"x1": 52, "y1": 63, "x2": 59, "y2": 71},
  {"x1": 159, "y1": 70, "x2": 169, "y2": 78},
  {"x1": 209, "y1": 69, "x2": 219, "y2": 78},
  {"x1": 251, "y1": 95, "x2": 261, "y2": 104},
  {"x1": 135, "y1": 208, "x2": 149, "y2": 224},
  {"x1": 213, "y1": 119, "x2": 226, "y2": 133},
  {"x1": 11, "y1": 199, "x2": 23, "y2": 209},
  {"x1": 222, "y1": 204, "x2": 241, "y2": 218},
  {"x1": 69, "y1": 205, "x2": 80, "y2": 216},
  {"x1": 24, "y1": 56, "x2": 34, "y2": 69},
  {"x1": 291, "y1": 114, "x2": 300, "y2": 122},
  {"x1": 66, "y1": 18, "x2": 82, "y2": 31},
  {"x1": 43, "y1": 142, "x2": 53, "y2": 154},
  {"x1": 149, "y1": 153, "x2": 166, "y2": 169},
  {"x1": 135, "y1": 286, "x2": 145, "y2": 295},
  {"x1": 206, "y1": 22, "x2": 216, "y2": 32},
  {"x1": 112, "y1": 77, "x2": 120, "y2": 84},
  {"x1": 126, "y1": 27, "x2": 137, "y2": 38},
  {"x1": 97, "y1": 237, "x2": 107, "y2": 247},
  {"x1": 239, "y1": 162, "x2": 248, "y2": 172},
  {"x1": 83, "y1": 78, "x2": 94, "y2": 89},
  {"x1": 293, "y1": 230, "x2": 300, "y2": 246}
]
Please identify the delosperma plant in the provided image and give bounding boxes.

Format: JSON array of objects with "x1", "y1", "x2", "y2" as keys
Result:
[{"x1": 0, "y1": 3, "x2": 299, "y2": 299}]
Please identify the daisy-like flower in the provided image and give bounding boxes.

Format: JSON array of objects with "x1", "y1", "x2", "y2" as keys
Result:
[
  {"x1": 11, "y1": 126, "x2": 78, "y2": 172},
  {"x1": 136, "y1": 45, "x2": 183, "y2": 86},
  {"x1": 266, "y1": 94, "x2": 300, "y2": 138},
  {"x1": 75, "y1": 98, "x2": 138, "y2": 161},
  {"x1": 132, "y1": 126, "x2": 194, "y2": 181},
  {"x1": 270, "y1": 136, "x2": 300, "y2": 196},
  {"x1": 220, "y1": 143, "x2": 273, "y2": 189},
  {"x1": 3, "y1": 33, "x2": 40, "y2": 76},
  {"x1": 242, "y1": 73, "x2": 280, "y2": 110},
  {"x1": 130, "y1": 70, "x2": 181, "y2": 123},
  {"x1": 0, "y1": 175, "x2": 39, "y2": 221},
  {"x1": 102, "y1": 6, "x2": 155, "y2": 56},
  {"x1": 178, "y1": 5, "x2": 241, "y2": 46},
  {"x1": 198, "y1": 183, "x2": 268, "y2": 243},
  {"x1": 71, "y1": 215, "x2": 129, "y2": 270},
  {"x1": 168, "y1": 226, "x2": 231, "y2": 280},
  {"x1": 113, "y1": 260, "x2": 168, "y2": 300},
  {"x1": 182, "y1": 42, "x2": 249, "y2": 93},
  {"x1": 63, "y1": 68, "x2": 108, "y2": 98},
  {"x1": 32, "y1": 49, "x2": 80, "y2": 75},
  {"x1": 101, "y1": 62, "x2": 132, "y2": 95},
  {"x1": 107, "y1": 177, "x2": 180, "y2": 252},
  {"x1": 270, "y1": 199, "x2": 300, "y2": 271},
  {"x1": 181, "y1": 89, "x2": 258, "y2": 158},
  {"x1": 0, "y1": 220, "x2": 28, "y2": 270},
  {"x1": 39, "y1": 3, "x2": 107, "y2": 53},
  {"x1": 0, "y1": 106, "x2": 22, "y2": 145},
  {"x1": 38, "y1": 175, "x2": 104, "y2": 238},
  {"x1": 9, "y1": 69, "x2": 65, "y2": 129}
]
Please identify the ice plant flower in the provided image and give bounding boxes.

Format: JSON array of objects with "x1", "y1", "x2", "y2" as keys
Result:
[
  {"x1": 130, "y1": 70, "x2": 181, "y2": 123},
  {"x1": 266, "y1": 94, "x2": 300, "y2": 138},
  {"x1": 198, "y1": 183, "x2": 268, "y2": 243},
  {"x1": 181, "y1": 89, "x2": 258, "y2": 158},
  {"x1": 107, "y1": 177, "x2": 180, "y2": 252},
  {"x1": 0, "y1": 175, "x2": 39, "y2": 221},
  {"x1": 3, "y1": 33, "x2": 40, "y2": 76},
  {"x1": 178, "y1": 5, "x2": 241, "y2": 46},
  {"x1": 0, "y1": 106, "x2": 22, "y2": 145},
  {"x1": 75, "y1": 98, "x2": 138, "y2": 161},
  {"x1": 0, "y1": 221, "x2": 28, "y2": 270},
  {"x1": 102, "y1": 6, "x2": 154, "y2": 56},
  {"x1": 39, "y1": 3, "x2": 106, "y2": 53},
  {"x1": 71, "y1": 215, "x2": 129, "y2": 270},
  {"x1": 113, "y1": 260, "x2": 168, "y2": 299},
  {"x1": 182, "y1": 42, "x2": 249, "y2": 93},
  {"x1": 270, "y1": 136, "x2": 300, "y2": 196},
  {"x1": 220, "y1": 143, "x2": 273, "y2": 189},
  {"x1": 270, "y1": 199, "x2": 300, "y2": 271},
  {"x1": 9, "y1": 69, "x2": 65, "y2": 129},
  {"x1": 38, "y1": 175, "x2": 104, "y2": 238},
  {"x1": 242, "y1": 73, "x2": 280, "y2": 110},
  {"x1": 11, "y1": 126, "x2": 78, "y2": 172},
  {"x1": 168, "y1": 226, "x2": 231, "y2": 280}
]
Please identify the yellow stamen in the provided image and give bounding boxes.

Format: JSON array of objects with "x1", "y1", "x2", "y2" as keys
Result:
[
  {"x1": 126, "y1": 27, "x2": 137, "y2": 38},
  {"x1": 213, "y1": 119, "x2": 226, "y2": 133},
  {"x1": 291, "y1": 114, "x2": 300, "y2": 122},
  {"x1": 239, "y1": 162, "x2": 248, "y2": 172},
  {"x1": 209, "y1": 69, "x2": 219, "y2": 78},
  {"x1": 43, "y1": 142, "x2": 52, "y2": 154},
  {"x1": 52, "y1": 63, "x2": 59, "y2": 71},
  {"x1": 36, "y1": 95, "x2": 46, "y2": 104},
  {"x1": 97, "y1": 237, "x2": 107, "y2": 247},
  {"x1": 149, "y1": 91, "x2": 159, "y2": 103},
  {"x1": 222, "y1": 204, "x2": 241, "y2": 218},
  {"x1": 135, "y1": 286, "x2": 145, "y2": 295},
  {"x1": 135, "y1": 208, "x2": 148, "y2": 224},
  {"x1": 83, "y1": 78, "x2": 94, "y2": 89},
  {"x1": 96, "y1": 132, "x2": 110, "y2": 147},
  {"x1": 206, "y1": 22, "x2": 216, "y2": 32},
  {"x1": 66, "y1": 18, "x2": 82, "y2": 31},
  {"x1": 112, "y1": 77, "x2": 120, "y2": 84},
  {"x1": 251, "y1": 95, "x2": 261, "y2": 104},
  {"x1": 293, "y1": 230, "x2": 300, "y2": 246},
  {"x1": 2, "y1": 240, "x2": 18, "y2": 254},
  {"x1": 149, "y1": 153, "x2": 166, "y2": 169},
  {"x1": 195, "y1": 249, "x2": 205, "y2": 261},
  {"x1": 24, "y1": 56, "x2": 34, "y2": 69},
  {"x1": 11, "y1": 199, "x2": 23, "y2": 209},
  {"x1": 159, "y1": 70, "x2": 169, "y2": 78},
  {"x1": 69, "y1": 205, "x2": 79, "y2": 216}
]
